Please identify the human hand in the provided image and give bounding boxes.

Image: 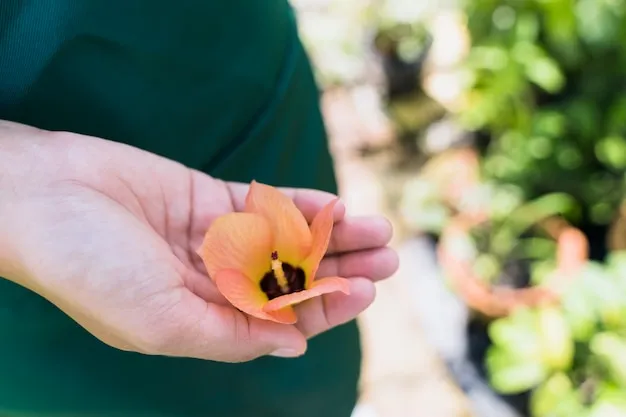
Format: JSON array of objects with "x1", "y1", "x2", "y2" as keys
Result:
[{"x1": 0, "y1": 121, "x2": 398, "y2": 362}]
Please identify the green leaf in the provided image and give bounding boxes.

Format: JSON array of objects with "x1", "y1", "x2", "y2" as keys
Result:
[
  {"x1": 530, "y1": 259, "x2": 558, "y2": 285},
  {"x1": 537, "y1": 306, "x2": 574, "y2": 371},
  {"x1": 469, "y1": 46, "x2": 510, "y2": 71},
  {"x1": 485, "y1": 182, "x2": 525, "y2": 219},
  {"x1": 515, "y1": 12, "x2": 540, "y2": 41},
  {"x1": 399, "y1": 178, "x2": 451, "y2": 233},
  {"x1": 595, "y1": 136, "x2": 626, "y2": 169},
  {"x1": 489, "y1": 193, "x2": 577, "y2": 256},
  {"x1": 557, "y1": 145, "x2": 583, "y2": 170},
  {"x1": 590, "y1": 333, "x2": 626, "y2": 387},
  {"x1": 489, "y1": 309, "x2": 542, "y2": 359},
  {"x1": 538, "y1": 0, "x2": 578, "y2": 59},
  {"x1": 606, "y1": 251, "x2": 626, "y2": 291},
  {"x1": 487, "y1": 348, "x2": 547, "y2": 394},
  {"x1": 533, "y1": 111, "x2": 567, "y2": 137},
  {"x1": 527, "y1": 136, "x2": 553, "y2": 159},
  {"x1": 474, "y1": 253, "x2": 501, "y2": 283},
  {"x1": 531, "y1": 372, "x2": 582, "y2": 417},
  {"x1": 561, "y1": 283, "x2": 597, "y2": 341},
  {"x1": 560, "y1": 263, "x2": 621, "y2": 340},
  {"x1": 525, "y1": 55, "x2": 566, "y2": 93},
  {"x1": 515, "y1": 238, "x2": 557, "y2": 260},
  {"x1": 606, "y1": 251, "x2": 626, "y2": 278},
  {"x1": 579, "y1": 264, "x2": 626, "y2": 330},
  {"x1": 588, "y1": 393, "x2": 626, "y2": 417},
  {"x1": 576, "y1": 0, "x2": 621, "y2": 47}
]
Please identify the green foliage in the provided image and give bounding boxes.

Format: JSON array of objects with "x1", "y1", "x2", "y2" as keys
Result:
[
  {"x1": 460, "y1": 188, "x2": 574, "y2": 285},
  {"x1": 487, "y1": 307, "x2": 573, "y2": 394},
  {"x1": 458, "y1": 0, "x2": 626, "y2": 225},
  {"x1": 468, "y1": 3, "x2": 626, "y2": 407},
  {"x1": 399, "y1": 177, "x2": 452, "y2": 233},
  {"x1": 486, "y1": 252, "x2": 626, "y2": 416}
]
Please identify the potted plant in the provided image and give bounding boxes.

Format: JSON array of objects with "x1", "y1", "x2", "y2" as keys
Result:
[
  {"x1": 435, "y1": 189, "x2": 588, "y2": 415},
  {"x1": 437, "y1": 190, "x2": 588, "y2": 318},
  {"x1": 372, "y1": 19, "x2": 447, "y2": 159},
  {"x1": 486, "y1": 251, "x2": 626, "y2": 416}
]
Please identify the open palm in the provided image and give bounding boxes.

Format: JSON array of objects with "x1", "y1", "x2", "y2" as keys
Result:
[{"x1": 1, "y1": 123, "x2": 398, "y2": 362}]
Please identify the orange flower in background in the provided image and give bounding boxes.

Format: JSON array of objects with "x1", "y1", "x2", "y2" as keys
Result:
[{"x1": 197, "y1": 181, "x2": 351, "y2": 324}]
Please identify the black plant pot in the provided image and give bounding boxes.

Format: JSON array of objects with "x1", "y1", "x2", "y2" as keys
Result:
[
  {"x1": 461, "y1": 251, "x2": 549, "y2": 416},
  {"x1": 373, "y1": 27, "x2": 433, "y2": 100},
  {"x1": 574, "y1": 216, "x2": 610, "y2": 262},
  {"x1": 372, "y1": 26, "x2": 441, "y2": 160},
  {"x1": 466, "y1": 258, "x2": 534, "y2": 416}
]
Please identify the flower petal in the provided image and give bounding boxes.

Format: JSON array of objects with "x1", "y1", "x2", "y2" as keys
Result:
[
  {"x1": 262, "y1": 276, "x2": 351, "y2": 312},
  {"x1": 245, "y1": 181, "x2": 312, "y2": 265},
  {"x1": 197, "y1": 213, "x2": 272, "y2": 281},
  {"x1": 301, "y1": 199, "x2": 338, "y2": 287},
  {"x1": 215, "y1": 269, "x2": 297, "y2": 324}
]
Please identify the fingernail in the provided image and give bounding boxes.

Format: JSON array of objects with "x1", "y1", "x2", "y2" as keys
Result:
[{"x1": 269, "y1": 348, "x2": 302, "y2": 358}]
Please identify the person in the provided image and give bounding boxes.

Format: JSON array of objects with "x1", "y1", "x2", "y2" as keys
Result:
[{"x1": 0, "y1": 2, "x2": 399, "y2": 417}]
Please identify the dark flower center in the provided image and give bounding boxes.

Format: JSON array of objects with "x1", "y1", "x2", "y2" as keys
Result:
[{"x1": 260, "y1": 256, "x2": 306, "y2": 300}]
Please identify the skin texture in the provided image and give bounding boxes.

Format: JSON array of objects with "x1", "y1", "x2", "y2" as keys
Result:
[{"x1": 0, "y1": 120, "x2": 399, "y2": 363}]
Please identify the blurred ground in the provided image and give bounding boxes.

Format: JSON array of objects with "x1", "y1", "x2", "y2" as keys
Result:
[
  {"x1": 322, "y1": 84, "x2": 472, "y2": 417},
  {"x1": 290, "y1": 1, "x2": 474, "y2": 414}
]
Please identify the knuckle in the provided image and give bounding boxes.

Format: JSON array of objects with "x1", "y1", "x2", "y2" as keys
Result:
[{"x1": 231, "y1": 312, "x2": 253, "y2": 347}]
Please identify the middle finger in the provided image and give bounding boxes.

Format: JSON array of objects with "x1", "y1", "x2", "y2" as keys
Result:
[
  {"x1": 316, "y1": 247, "x2": 398, "y2": 281},
  {"x1": 326, "y1": 216, "x2": 393, "y2": 255}
]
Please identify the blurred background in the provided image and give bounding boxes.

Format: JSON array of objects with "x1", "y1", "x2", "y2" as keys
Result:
[{"x1": 290, "y1": 0, "x2": 626, "y2": 416}]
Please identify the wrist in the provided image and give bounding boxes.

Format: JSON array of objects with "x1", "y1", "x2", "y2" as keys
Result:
[
  {"x1": 0, "y1": 149, "x2": 23, "y2": 282},
  {"x1": 0, "y1": 121, "x2": 51, "y2": 283}
]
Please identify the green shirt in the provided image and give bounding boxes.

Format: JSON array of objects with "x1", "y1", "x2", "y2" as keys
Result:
[{"x1": 0, "y1": 2, "x2": 360, "y2": 416}]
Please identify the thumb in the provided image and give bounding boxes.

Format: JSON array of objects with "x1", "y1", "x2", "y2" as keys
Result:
[{"x1": 162, "y1": 296, "x2": 308, "y2": 362}]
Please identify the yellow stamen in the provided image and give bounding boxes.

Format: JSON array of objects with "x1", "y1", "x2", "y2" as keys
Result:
[{"x1": 271, "y1": 251, "x2": 289, "y2": 291}]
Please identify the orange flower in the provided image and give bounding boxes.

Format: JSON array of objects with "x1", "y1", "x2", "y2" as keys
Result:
[{"x1": 197, "y1": 181, "x2": 351, "y2": 324}]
